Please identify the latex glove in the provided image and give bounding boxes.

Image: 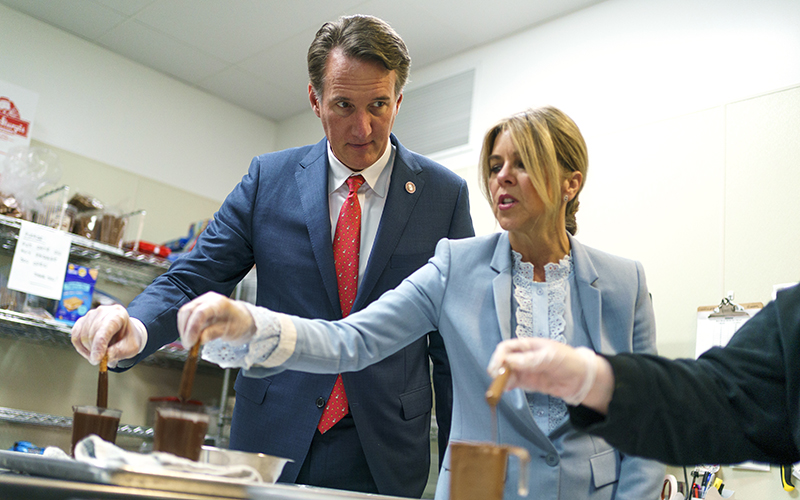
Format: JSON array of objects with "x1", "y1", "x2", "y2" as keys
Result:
[
  {"x1": 177, "y1": 291, "x2": 256, "y2": 349},
  {"x1": 71, "y1": 304, "x2": 147, "y2": 368},
  {"x1": 487, "y1": 337, "x2": 599, "y2": 406}
]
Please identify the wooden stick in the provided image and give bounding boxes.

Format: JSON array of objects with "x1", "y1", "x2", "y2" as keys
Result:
[
  {"x1": 96, "y1": 353, "x2": 109, "y2": 408},
  {"x1": 485, "y1": 364, "x2": 511, "y2": 407},
  {"x1": 178, "y1": 342, "x2": 201, "y2": 403}
]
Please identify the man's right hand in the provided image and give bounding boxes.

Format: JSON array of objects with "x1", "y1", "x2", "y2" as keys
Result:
[{"x1": 71, "y1": 304, "x2": 148, "y2": 368}]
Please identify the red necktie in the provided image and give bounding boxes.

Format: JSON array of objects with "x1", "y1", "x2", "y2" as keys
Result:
[{"x1": 318, "y1": 174, "x2": 365, "y2": 434}]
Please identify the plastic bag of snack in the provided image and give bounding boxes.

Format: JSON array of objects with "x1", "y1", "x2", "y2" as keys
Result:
[
  {"x1": 0, "y1": 146, "x2": 62, "y2": 218},
  {"x1": 68, "y1": 193, "x2": 104, "y2": 212}
]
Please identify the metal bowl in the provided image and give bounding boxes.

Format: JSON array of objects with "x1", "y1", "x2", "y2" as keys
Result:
[{"x1": 199, "y1": 446, "x2": 291, "y2": 484}]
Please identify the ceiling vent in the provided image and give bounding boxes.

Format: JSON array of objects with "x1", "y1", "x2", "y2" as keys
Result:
[{"x1": 392, "y1": 69, "x2": 474, "y2": 156}]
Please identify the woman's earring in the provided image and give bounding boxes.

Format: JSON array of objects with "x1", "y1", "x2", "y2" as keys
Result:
[{"x1": 563, "y1": 195, "x2": 569, "y2": 202}]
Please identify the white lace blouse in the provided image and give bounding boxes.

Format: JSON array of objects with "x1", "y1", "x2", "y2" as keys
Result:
[{"x1": 511, "y1": 250, "x2": 590, "y2": 435}]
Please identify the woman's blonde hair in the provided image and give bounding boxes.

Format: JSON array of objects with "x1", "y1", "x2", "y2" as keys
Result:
[{"x1": 479, "y1": 106, "x2": 588, "y2": 235}]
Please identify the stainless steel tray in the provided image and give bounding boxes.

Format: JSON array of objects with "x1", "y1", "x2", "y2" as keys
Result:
[
  {"x1": 0, "y1": 449, "x2": 247, "y2": 498},
  {"x1": 0, "y1": 449, "x2": 410, "y2": 499},
  {"x1": 0, "y1": 449, "x2": 111, "y2": 483}
]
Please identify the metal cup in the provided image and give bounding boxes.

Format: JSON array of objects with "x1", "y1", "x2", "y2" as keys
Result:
[{"x1": 449, "y1": 441, "x2": 530, "y2": 500}]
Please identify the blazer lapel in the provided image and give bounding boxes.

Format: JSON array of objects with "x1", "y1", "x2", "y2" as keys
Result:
[
  {"x1": 354, "y1": 136, "x2": 423, "y2": 311},
  {"x1": 490, "y1": 233, "x2": 513, "y2": 341},
  {"x1": 569, "y1": 234, "x2": 603, "y2": 351},
  {"x1": 296, "y1": 139, "x2": 341, "y2": 316}
]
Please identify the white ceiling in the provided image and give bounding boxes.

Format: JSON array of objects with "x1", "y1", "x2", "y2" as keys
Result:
[{"x1": 1, "y1": 0, "x2": 605, "y2": 122}]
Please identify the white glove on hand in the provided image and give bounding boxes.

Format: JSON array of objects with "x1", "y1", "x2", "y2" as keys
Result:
[
  {"x1": 177, "y1": 291, "x2": 256, "y2": 349},
  {"x1": 71, "y1": 304, "x2": 147, "y2": 368},
  {"x1": 487, "y1": 338, "x2": 598, "y2": 405}
]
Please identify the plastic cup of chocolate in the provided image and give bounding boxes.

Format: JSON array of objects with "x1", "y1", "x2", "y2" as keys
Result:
[
  {"x1": 71, "y1": 405, "x2": 122, "y2": 456},
  {"x1": 153, "y1": 407, "x2": 209, "y2": 461}
]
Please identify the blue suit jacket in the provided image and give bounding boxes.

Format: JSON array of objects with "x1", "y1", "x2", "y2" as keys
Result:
[
  {"x1": 253, "y1": 232, "x2": 665, "y2": 500},
  {"x1": 125, "y1": 135, "x2": 474, "y2": 496}
]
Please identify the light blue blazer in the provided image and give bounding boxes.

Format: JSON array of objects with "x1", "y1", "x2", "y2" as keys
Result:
[{"x1": 254, "y1": 232, "x2": 665, "y2": 499}]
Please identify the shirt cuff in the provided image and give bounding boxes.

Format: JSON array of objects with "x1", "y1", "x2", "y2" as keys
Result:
[
  {"x1": 244, "y1": 303, "x2": 297, "y2": 369},
  {"x1": 200, "y1": 302, "x2": 296, "y2": 370}
]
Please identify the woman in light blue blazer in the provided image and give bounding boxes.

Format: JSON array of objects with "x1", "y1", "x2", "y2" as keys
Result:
[{"x1": 180, "y1": 107, "x2": 665, "y2": 499}]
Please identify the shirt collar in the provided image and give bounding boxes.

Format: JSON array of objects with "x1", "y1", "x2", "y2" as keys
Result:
[{"x1": 327, "y1": 140, "x2": 394, "y2": 198}]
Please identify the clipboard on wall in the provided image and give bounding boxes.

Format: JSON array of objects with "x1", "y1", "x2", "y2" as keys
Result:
[{"x1": 695, "y1": 296, "x2": 763, "y2": 359}]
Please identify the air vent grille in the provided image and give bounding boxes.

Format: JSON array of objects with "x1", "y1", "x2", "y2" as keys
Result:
[{"x1": 392, "y1": 69, "x2": 474, "y2": 156}]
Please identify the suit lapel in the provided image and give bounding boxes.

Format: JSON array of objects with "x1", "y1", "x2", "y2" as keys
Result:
[
  {"x1": 354, "y1": 136, "x2": 423, "y2": 311},
  {"x1": 569, "y1": 234, "x2": 603, "y2": 351},
  {"x1": 296, "y1": 139, "x2": 341, "y2": 316},
  {"x1": 490, "y1": 233, "x2": 557, "y2": 452}
]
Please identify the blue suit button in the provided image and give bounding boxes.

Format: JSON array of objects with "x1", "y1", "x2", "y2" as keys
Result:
[
  {"x1": 545, "y1": 454, "x2": 559, "y2": 467},
  {"x1": 316, "y1": 397, "x2": 326, "y2": 408}
]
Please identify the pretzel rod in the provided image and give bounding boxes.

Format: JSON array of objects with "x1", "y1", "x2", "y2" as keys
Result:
[
  {"x1": 96, "y1": 353, "x2": 109, "y2": 408},
  {"x1": 178, "y1": 342, "x2": 201, "y2": 403},
  {"x1": 485, "y1": 364, "x2": 511, "y2": 407}
]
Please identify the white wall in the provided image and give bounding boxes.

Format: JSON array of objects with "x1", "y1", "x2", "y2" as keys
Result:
[
  {"x1": 0, "y1": 4, "x2": 277, "y2": 203},
  {"x1": 277, "y1": 106, "x2": 323, "y2": 151}
]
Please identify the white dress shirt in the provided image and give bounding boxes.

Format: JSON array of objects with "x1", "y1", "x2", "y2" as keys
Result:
[{"x1": 327, "y1": 141, "x2": 394, "y2": 286}]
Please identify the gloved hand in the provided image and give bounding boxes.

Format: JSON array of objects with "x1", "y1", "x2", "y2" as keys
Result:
[
  {"x1": 177, "y1": 291, "x2": 256, "y2": 349},
  {"x1": 487, "y1": 337, "x2": 603, "y2": 407},
  {"x1": 71, "y1": 304, "x2": 147, "y2": 368}
]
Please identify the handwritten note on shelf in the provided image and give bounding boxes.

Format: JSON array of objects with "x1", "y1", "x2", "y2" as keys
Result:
[{"x1": 7, "y1": 221, "x2": 71, "y2": 300}]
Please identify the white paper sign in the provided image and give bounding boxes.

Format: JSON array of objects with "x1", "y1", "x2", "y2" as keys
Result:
[
  {"x1": 0, "y1": 79, "x2": 39, "y2": 158},
  {"x1": 694, "y1": 306, "x2": 761, "y2": 359},
  {"x1": 8, "y1": 221, "x2": 71, "y2": 300}
]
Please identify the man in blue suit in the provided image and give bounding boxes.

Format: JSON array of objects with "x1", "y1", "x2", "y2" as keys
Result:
[{"x1": 71, "y1": 14, "x2": 474, "y2": 497}]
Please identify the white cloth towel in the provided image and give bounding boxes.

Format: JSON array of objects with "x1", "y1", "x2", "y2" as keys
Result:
[{"x1": 44, "y1": 435, "x2": 263, "y2": 482}]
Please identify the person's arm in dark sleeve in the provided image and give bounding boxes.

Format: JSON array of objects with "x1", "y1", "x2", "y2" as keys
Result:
[{"x1": 570, "y1": 296, "x2": 800, "y2": 465}]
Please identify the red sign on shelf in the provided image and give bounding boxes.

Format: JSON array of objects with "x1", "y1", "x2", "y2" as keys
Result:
[
  {"x1": 0, "y1": 100, "x2": 31, "y2": 137},
  {"x1": 0, "y1": 80, "x2": 38, "y2": 157}
]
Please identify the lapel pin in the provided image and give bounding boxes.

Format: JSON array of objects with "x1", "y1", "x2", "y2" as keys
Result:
[{"x1": 405, "y1": 181, "x2": 416, "y2": 194}]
